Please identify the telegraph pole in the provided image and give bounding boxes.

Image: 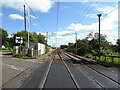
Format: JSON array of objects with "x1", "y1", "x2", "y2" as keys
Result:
[
  {"x1": 27, "y1": 8, "x2": 30, "y2": 48},
  {"x1": 97, "y1": 14, "x2": 102, "y2": 60},
  {"x1": 24, "y1": 5, "x2": 26, "y2": 32},
  {"x1": 75, "y1": 33, "x2": 77, "y2": 53},
  {"x1": 46, "y1": 32, "x2": 48, "y2": 53}
]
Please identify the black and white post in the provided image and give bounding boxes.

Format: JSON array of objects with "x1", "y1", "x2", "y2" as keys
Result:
[{"x1": 97, "y1": 14, "x2": 102, "y2": 60}]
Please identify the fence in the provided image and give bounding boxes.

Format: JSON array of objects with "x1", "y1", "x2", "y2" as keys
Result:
[{"x1": 94, "y1": 55, "x2": 120, "y2": 65}]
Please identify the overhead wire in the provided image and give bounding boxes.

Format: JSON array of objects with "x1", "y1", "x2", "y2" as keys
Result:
[
  {"x1": 61, "y1": 3, "x2": 119, "y2": 37},
  {"x1": 55, "y1": 2, "x2": 60, "y2": 47},
  {"x1": 75, "y1": 2, "x2": 93, "y2": 23},
  {"x1": 78, "y1": 1, "x2": 99, "y2": 24},
  {"x1": 24, "y1": 0, "x2": 47, "y2": 32}
]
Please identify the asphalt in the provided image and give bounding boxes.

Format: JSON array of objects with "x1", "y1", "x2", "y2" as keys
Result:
[
  {"x1": 20, "y1": 60, "x2": 51, "y2": 88},
  {"x1": 1, "y1": 52, "x2": 40, "y2": 88}
]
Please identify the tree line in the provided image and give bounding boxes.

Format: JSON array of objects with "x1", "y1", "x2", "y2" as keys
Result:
[
  {"x1": 60, "y1": 32, "x2": 120, "y2": 57},
  {"x1": 0, "y1": 28, "x2": 46, "y2": 49}
]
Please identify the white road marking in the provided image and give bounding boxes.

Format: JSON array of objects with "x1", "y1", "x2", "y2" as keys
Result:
[
  {"x1": 1, "y1": 62, "x2": 24, "y2": 71},
  {"x1": 12, "y1": 58, "x2": 37, "y2": 63}
]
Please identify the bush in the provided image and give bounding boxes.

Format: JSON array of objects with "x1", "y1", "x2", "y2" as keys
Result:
[{"x1": 84, "y1": 54, "x2": 93, "y2": 58}]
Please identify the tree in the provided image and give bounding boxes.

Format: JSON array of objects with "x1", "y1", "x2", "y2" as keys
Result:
[
  {"x1": 116, "y1": 39, "x2": 120, "y2": 53},
  {"x1": 0, "y1": 28, "x2": 10, "y2": 48},
  {"x1": 76, "y1": 39, "x2": 89, "y2": 56},
  {"x1": 66, "y1": 43, "x2": 75, "y2": 52},
  {"x1": 14, "y1": 31, "x2": 46, "y2": 46},
  {"x1": 60, "y1": 45, "x2": 68, "y2": 49},
  {"x1": 86, "y1": 32, "x2": 110, "y2": 55}
]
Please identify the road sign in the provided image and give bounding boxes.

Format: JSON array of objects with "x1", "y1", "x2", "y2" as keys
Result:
[{"x1": 15, "y1": 37, "x2": 23, "y2": 43}]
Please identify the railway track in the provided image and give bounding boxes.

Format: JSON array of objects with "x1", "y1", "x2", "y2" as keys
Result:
[
  {"x1": 20, "y1": 50, "x2": 119, "y2": 89},
  {"x1": 62, "y1": 51, "x2": 120, "y2": 89},
  {"x1": 38, "y1": 50, "x2": 104, "y2": 89},
  {"x1": 39, "y1": 50, "x2": 79, "y2": 89}
]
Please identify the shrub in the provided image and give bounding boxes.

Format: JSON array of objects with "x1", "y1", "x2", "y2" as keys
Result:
[{"x1": 84, "y1": 54, "x2": 93, "y2": 58}]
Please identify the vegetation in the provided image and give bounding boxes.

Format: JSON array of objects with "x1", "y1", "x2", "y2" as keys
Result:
[
  {"x1": 0, "y1": 28, "x2": 46, "y2": 50},
  {"x1": 60, "y1": 32, "x2": 120, "y2": 65}
]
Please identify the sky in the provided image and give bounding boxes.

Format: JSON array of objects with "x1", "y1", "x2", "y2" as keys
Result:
[{"x1": 0, "y1": 0, "x2": 119, "y2": 47}]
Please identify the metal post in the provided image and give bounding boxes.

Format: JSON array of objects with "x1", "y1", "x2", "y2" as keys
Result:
[
  {"x1": 24, "y1": 5, "x2": 26, "y2": 32},
  {"x1": 97, "y1": 14, "x2": 102, "y2": 60},
  {"x1": 75, "y1": 33, "x2": 77, "y2": 53},
  {"x1": 28, "y1": 9, "x2": 30, "y2": 49},
  {"x1": 46, "y1": 32, "x2": 48, "y2": 53},
  {"x1": 20, "y1": 37, "x2": 21, "y2": 54}
]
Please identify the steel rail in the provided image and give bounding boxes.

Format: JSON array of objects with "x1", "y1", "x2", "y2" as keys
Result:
[
  {"x1": 61, "y1": 52, "x2": 104, "y2": 89},
  {"x1": 57, "y1": 52, "x2": 80, "y2": 90},
  {"x1": 63, "y1": 52, "x2": 120, "y2": 86},
  {"x1": 38, "y1": 58, "x2": 54, "y2": 89}
]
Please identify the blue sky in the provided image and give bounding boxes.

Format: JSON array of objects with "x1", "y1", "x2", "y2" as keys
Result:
[{"x1": 0, "y1": 0, "x2": 118, "y2": 47}]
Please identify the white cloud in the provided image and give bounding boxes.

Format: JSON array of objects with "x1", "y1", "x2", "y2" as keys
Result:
[
  {"x1": 9, "y1": 14, "x2": 24, "y2": 20},
  {"x1": 86, "y1": 14, "x2": 97, "y2": 18},
  {"x1": 101, "y1": 31, "x2": 118, "y2": 44},
  {"x1": 96, "y1": 6, "x2": 116, "y2": 14},
  {"x1": 47, "y1": 29, "x2": 118, "y2": 47},
  {"x1": 1, "y1": 0, "x2": 53, "y2": 12},
  {"x1": 0, "y1": 13, "x2": 3, "y2": 16},
  {"x1": 48, "y1": 34, "x2": 76, "y2": 47},
  {"x1": 54, "y1": 30, "x2": 72, "y2": 35},
  {"x1": 68, "y1": 5, "x2": 118, "y2": 31},
  {"x1": 67, "y1": 5, "x2": 118, "y2": 46},
  {"x1": 36, "y1": 32, "x2": 46, "y2": 36}
]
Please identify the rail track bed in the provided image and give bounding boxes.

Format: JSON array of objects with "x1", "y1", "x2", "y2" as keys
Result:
[{"x1": 20, "y1": 50, "x2": 120, "y2": 89}]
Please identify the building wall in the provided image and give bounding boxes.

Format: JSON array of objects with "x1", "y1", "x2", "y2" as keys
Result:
[{"x1": 25, "y1": 43, "x2": 46, "y2": 56}]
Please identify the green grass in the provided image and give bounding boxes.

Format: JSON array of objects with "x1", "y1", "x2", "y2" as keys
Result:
[
  {"x1": 90, "y1": 55, "x2": 120, "y2": 65},
  {"x1": 0, "y1": 48, "x2": 13, "y2": 52}
]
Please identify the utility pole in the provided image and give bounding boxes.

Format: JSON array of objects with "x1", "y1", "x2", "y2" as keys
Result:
[
  {"x1": 24, "y1": 5, "x2": 26, "y2": 32},
  {"x1": 28, "y1": 9, "x2": 30, "y2": 49},
  {"x1": 75, "y1": 33, "x2": 77, "y2": 53},
  {"x1": 97, "y1": 14, "x2": 102, "y2": 60},
  {"x1": 46, "y1": 32, "x2": 48, "y2": 53}
]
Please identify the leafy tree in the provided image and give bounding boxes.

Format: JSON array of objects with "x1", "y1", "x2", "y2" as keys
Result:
[
  {"x1": 66, "y1": 43, "x2": 75, "y2": 52},
  {"x1": 116, "y1": 39, "x2": 120, "y2": 53},
  {"x1": 60, "y1": 45, "x2": 68, "y2": 49},
  {"x1": 14, "y1": 31, "x2": 46, "y2": 46},
  {"x1": 0, "y1": 28, "x2": 10, "y2": 48},
  {"x1": 37, "y1": 33, "x2": 46, "y2": 44},
  {"x1": 86, "y1": 32, "x2": 109, "y2": 55},
  {"x1": 76, "y1": 39, "x2": 89, "y2": 56}
]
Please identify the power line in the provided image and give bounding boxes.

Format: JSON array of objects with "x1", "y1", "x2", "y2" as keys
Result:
[
  {"x1": 75, "y1": 2, "x2": 93, "y2": 23},
  {"x1": 78, "y1": 1, "x2": 98, "y2": 24},
  {"x1": 55, "y1": 2, "x2": 60, "y2": 47},
  {"x1": 56, "y1": 2, "x2": 59, "y2": 32},
  {"x1": 24, "y1": 0, "x2": 47, "y2": 31},
  {"x1": 91, "y1": 5, "x2": 119, "y2": 24},
  {"x1": 61, "y1": 5, "x2": 118, "y2": 38}
]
